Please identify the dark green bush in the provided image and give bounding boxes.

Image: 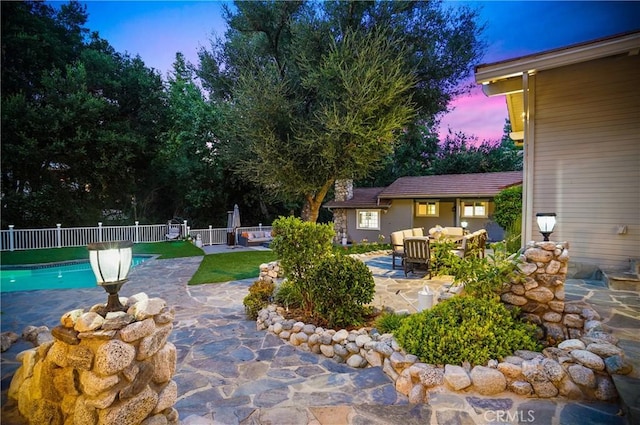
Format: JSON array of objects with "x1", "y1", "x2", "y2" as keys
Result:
[
  {"x1": 270, "y1": 216, "x2": 335, "y2": 314},
  {"x1": 375, "y1": 311, "x2": 409, "y2": 334},
  {"x1": 395, "y1": 296, "x2": 540, "y2": 366},
  {"x1": 308, "y1": 255, "x2": 375, "y2": 328},
  {"x1": 243, "y1": 280, "x2": 276, "y2": 320},
  {"x1": 273, "y1": 279, "x2": 303, "y2": 311},
  {"x1": 493, "y1": 185, "x2": 522, "y2": 230}
]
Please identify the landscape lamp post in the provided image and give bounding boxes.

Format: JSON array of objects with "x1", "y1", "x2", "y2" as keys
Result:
[
  {"x1": 536, "y1": 213, "x2": 557, "y2": 241},
  {"x1": 461, "y1": 221, "x2": 469, "y2": 234},
  {"x1": 88, "y1": 240, "x2": 133, "y2": 313}
]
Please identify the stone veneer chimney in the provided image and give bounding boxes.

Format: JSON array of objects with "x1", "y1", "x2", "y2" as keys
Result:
[{"x1": 332, "y1": 179, "x2": 353, "y2": 243}]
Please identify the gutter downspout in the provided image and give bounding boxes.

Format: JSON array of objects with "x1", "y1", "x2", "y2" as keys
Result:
[{"x1": 522, "y1": 72, "x2": 536, "y2": 245}]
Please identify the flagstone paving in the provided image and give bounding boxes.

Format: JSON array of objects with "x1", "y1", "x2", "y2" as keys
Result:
[{"x1": 1, "y1": 248, "x2": 639, "y2": 424}]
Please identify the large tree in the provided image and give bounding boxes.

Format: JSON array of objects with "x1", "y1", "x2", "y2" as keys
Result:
[
  {"x1": 199, "y1": 0, "x2": 484, "y2": 222},
  {"x1": 1, "y1": 1, "x2": 168, "y2": 227}
]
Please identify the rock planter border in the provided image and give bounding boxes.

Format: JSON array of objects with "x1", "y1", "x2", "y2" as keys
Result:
[{"x1": 255, "y1": 245, "x2": 633, "y2": 403}]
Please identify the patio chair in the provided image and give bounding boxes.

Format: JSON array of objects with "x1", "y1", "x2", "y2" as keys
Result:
[
  {"x1": 390, "y1": 231, "x2": 405, "y2": 270},
  {"x1": 165, "y1": 220, "x2": 182, "y2": 240},
  {"x1": 403, "y1": 237, "x2": 431, "y2": 278}
]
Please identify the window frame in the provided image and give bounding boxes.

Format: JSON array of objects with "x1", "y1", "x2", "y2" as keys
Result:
[
  {"x1": 356, "y1": 209, "x2": 381, "y2": 230},
  {"x1": 461, "y1": 200, "x2": 489, "y2": 218},
  {"x1": 415, "y1": 200, "x2": 439, "y2": 217}
]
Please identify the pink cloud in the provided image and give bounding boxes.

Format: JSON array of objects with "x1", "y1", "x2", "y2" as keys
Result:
[{"x1": 437, "y1": 85, "x2": 508, "y2": 143}]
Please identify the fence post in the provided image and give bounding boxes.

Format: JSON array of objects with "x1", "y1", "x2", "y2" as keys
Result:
[
  {"x1": 208, "y1": 225, "x2": 212, "y2": 246},
  {"x1": 98, "y1": 222, "x2": 103, "y2": 242},
  {"x1": 56, "y1": 223, "x2": 62, "y2": 248},
  {"x1": 183, "y1": 220, "x2": 188, "y2": 238},
  {"x1": 135, "y1": 221, "x2": 140, "y2": 244},
  {"x1": 9, "y1": 225, "x2": 15, "y2": 251}
]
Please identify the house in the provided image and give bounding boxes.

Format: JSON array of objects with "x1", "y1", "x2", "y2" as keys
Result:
[
  {"x1": 324, "y1": 171, "x2": 522, "y2": 244},
  {"x1": 475, "y1": 30, "x2": 640, "y2": 274}
]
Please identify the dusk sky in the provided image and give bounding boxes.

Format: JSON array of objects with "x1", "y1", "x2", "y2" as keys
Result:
[{"x1": 80, "y1": 1, "x2": 640, "y2": 142}]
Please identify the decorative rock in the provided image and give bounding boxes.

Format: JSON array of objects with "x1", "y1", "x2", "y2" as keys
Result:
[
  {"x1": 558, "y1": 339, "x2": 585, "y2": 351},
  {"x1": 61, "y1": 309, "x2": 84, "y2": 328},
  {"x1": 408, "y1": 383, "x2": 426, "y2": 403},
  {"x1": 542, "y1": 358, "x2": 565, "y2": 383},
  {"x1": 80, "y1": 370, "x2": 119, "y2": 397},
  {"x1": 102, "y1": 312, "x2": 136, "y2": 330},
  {"x1": 365, "y1": 350, "x2": 383, "y2": 367},
  {"x1": 444, "y1": 364, "x2": 471, "y2": 391},
  {"x1": 501, "y1": 293, "x2": 527, "y2": 306},
  {"x1": 470, "y1": 366, "x2": 506, "y2": 395},
  {"x1": 542, "y1": 311, "x2": 562, "y2": 323},
  {"x1": 395, "y1": 369, "x2": 413, "y2": 396},
  {"x1": 120, "y1": 318, "x2": 155, "y2": 343},
  {"x1": 594, "y1": 375, "x2": 618, "y2": 401},
  {"x1": 545, "y1": 260, "x2": 562, "y2": 274},
  {"x1": 531, "y1": 380, "x2": 559, "y2": 398},
  {"x1": 558, "y1": 377, "x2": 583, "y2": 399},
  {"x1": 389, "y1": 352, "x2": 412, "y2": 370},
  {"x1": 129, "y1": 298, "x2": 167, "y2": 321},
  {"x1": 137, "y1": 324, "x2": 172, "y2": 360},
  {"x1": 570, "y1": 349, "x2": 605, "y2": 371},
  {"x1": 524, "y1": 247, "x2": 553, "y2": 262},
  {"x1": 563, "y1": 314, "x2": 584, "y2": 329},
  {"x1": 604, "y1": 355, "x2": 633, "y2": 375},
  {"x1": 509, "y1": 381, "x2": 533, "y2": 396},
  {"x1": 586, "y1": 342, "x2": 622, "y2": 358},
  {"x1": 94, "y1": 339, "x2": 136, "y2": 376},
  {"x1": 346, "y1": 354, "x2": 366, "y2": 368},
  {"x1": 497, "y1": 362, "x2": 521, "y2": 379},
  {"x1": 319, "y1": 344, "x2": 334, "y2": 358},
  {"x1": 355, "y1": 334, "x2": 372, "y2": 347},
  {"x1": 1, "y1": 331, "x2": 20, "y2": 352},
  {"x1": 517, "y1": 262, "x2": 538, "y2": 275},
  {"x1": 418, "y1": 365, "x2": 444, "y2": 387},
  {"x1": 567, "y1": 364, "x2": 596, "y2": 388},
  {"x1": 153, "y1": 380, "x2": 178, "y2": 414},
  {"x1": 525, "y1": 286, "x2": 554, "y2": 303},
  {"x1": 332, "y1": 329, "x2": 349, "y2": 343},
  {"x1": 74, "y1": 312, "x2": 105, "y2": 332},
  {"x1": 98, "y1": 385, "x2": 158, "y2": 425}
]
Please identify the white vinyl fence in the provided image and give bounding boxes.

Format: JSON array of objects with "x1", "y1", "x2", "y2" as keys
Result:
[{"x1": 1, "y1": 222, "x2": 273, "y2": 251}]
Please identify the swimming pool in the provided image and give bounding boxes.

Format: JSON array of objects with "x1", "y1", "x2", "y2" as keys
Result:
[{"x1": 0, "y1": 256, "x2": 150, "y2": 293}]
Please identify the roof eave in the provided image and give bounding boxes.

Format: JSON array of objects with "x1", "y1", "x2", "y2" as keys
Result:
[{"x1": 475, "y1": 31, "x2": 640, "y2": 85}]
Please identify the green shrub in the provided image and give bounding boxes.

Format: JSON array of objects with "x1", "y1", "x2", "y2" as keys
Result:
[
  {"x1": 273, "y1": 279, "x2": 303, "y2": 311},
  {"x1": 429, "y1": 240, "x2": 462, "y2": 276},
  {"x1": 395, "y1": 296, "x2": 540, "y2": 366},
  {"x1": 270, "y1": 216, "x2": 335, "y2": 314},
  {"x1": 243, "y1": 280, "x2": 276, "y2": 320},
  {"x1": 504, "y1": 216, "x2": 522, "y2": 254},
  {"x1": 453, "y1": 243, "x2": 519, "y2": 300},
  {"x1": 308, "y1": 255, "x2": 375, "y2": 328},
  {"x1": 493, "y1": 185, "x2": 522, "y2": 230},
  {"x1": 375, "y1": 311, "x2": 409, "y2": 334}
]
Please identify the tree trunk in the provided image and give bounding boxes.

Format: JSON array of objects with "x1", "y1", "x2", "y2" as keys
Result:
[{"x1": 301, "y1": 179, "x2": 334, "y2": 222}]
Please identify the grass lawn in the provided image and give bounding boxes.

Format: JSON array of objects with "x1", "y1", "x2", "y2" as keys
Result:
[
  {"x1": 189, "y1": 251, "x2": 277, "y2": 285},
  {"x1": 0, "y1": 241, "x2": 203, "y2": 265}
]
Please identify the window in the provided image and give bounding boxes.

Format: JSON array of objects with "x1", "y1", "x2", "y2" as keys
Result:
[
  {"x1": 462, "y1": 201, "x2": 488, "y2": 218},
  {"x1": 415, "y1": 201, "x2": 439, "y2": 217},
  {"x1": 357, "y1": 210, "x2": 380, "y2": 230}
]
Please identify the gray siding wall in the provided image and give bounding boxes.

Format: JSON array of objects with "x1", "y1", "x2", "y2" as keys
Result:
[{"x1": 533, "y1": 53, "x2": 640, "y2": 270}]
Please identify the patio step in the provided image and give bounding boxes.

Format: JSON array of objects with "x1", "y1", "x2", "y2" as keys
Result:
[{"x1": 603, "y1": 270, "x2": 640, "y2": 291}]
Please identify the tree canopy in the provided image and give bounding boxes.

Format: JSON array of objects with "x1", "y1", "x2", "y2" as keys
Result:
[
  {"x1": 199, "y1": 0, "x2": 486, "y2": 221},
  {"x1": 1, "y1": 0, "x2": 522, "y2": 229}
]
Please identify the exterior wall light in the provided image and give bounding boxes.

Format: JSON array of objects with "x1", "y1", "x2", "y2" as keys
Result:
[
  {"x1": 461, "y1": 221, "x2": 469, "y2": 234},
  {"x1": 88, "y1": 240, "x2": 133, "y2": 313},
  {"x1": 536, "y1": 213, "x2": 556, "y2": 241}
]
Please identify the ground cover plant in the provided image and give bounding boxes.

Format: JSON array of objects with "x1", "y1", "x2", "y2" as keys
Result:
[
  {"x1": 395, "y1": 296, "x2": 540, "y2": 366},
  {"x1": 0, "y1": 241, "x2": 202, "y2": 265},
  {"x1": 189, "y1": 251, "x2": 277, "y2": 285}
]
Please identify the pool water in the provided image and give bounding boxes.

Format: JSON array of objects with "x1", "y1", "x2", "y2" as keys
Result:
[{"x1": 0, "y1": 256, "x2": 150, "y2": 293}]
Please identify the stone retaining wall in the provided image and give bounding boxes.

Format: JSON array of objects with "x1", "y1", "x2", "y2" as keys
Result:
[
  {"x1": 501, "y1": 241, "x2": 573, "y2": 345},
  {"x1": 255, "y1": 246, "x2": 634, "y2": 403},
  {"x1": 257, "y1": 301, "x2": 632, "y2": 403},
  {"x1": 8, "y1": 293, "x2": 178, "y2": 425}
]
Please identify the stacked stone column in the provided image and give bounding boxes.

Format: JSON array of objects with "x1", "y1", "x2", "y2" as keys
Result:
[
  {"x1": 332, "y1": 179, "x2": 353, "y2": 243},
  {"x1": 501, "y1": 241, "x2": 572, "y2": 344},
  {"x1": 8, "y1": 293, "x2": 178, "y2": 425}
]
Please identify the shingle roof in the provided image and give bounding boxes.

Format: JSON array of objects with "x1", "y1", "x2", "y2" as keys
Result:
[
  {"x1": 324, "y1": 187, "x2": 391, "y2": 209},
  {"x1": 377, "y1": 171, "x2": 522, "y2": 199}
]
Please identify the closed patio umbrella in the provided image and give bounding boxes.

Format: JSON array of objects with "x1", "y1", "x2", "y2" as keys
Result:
[{"x1": 229, "y1": 204, "x2": 241, "y2": 246}]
